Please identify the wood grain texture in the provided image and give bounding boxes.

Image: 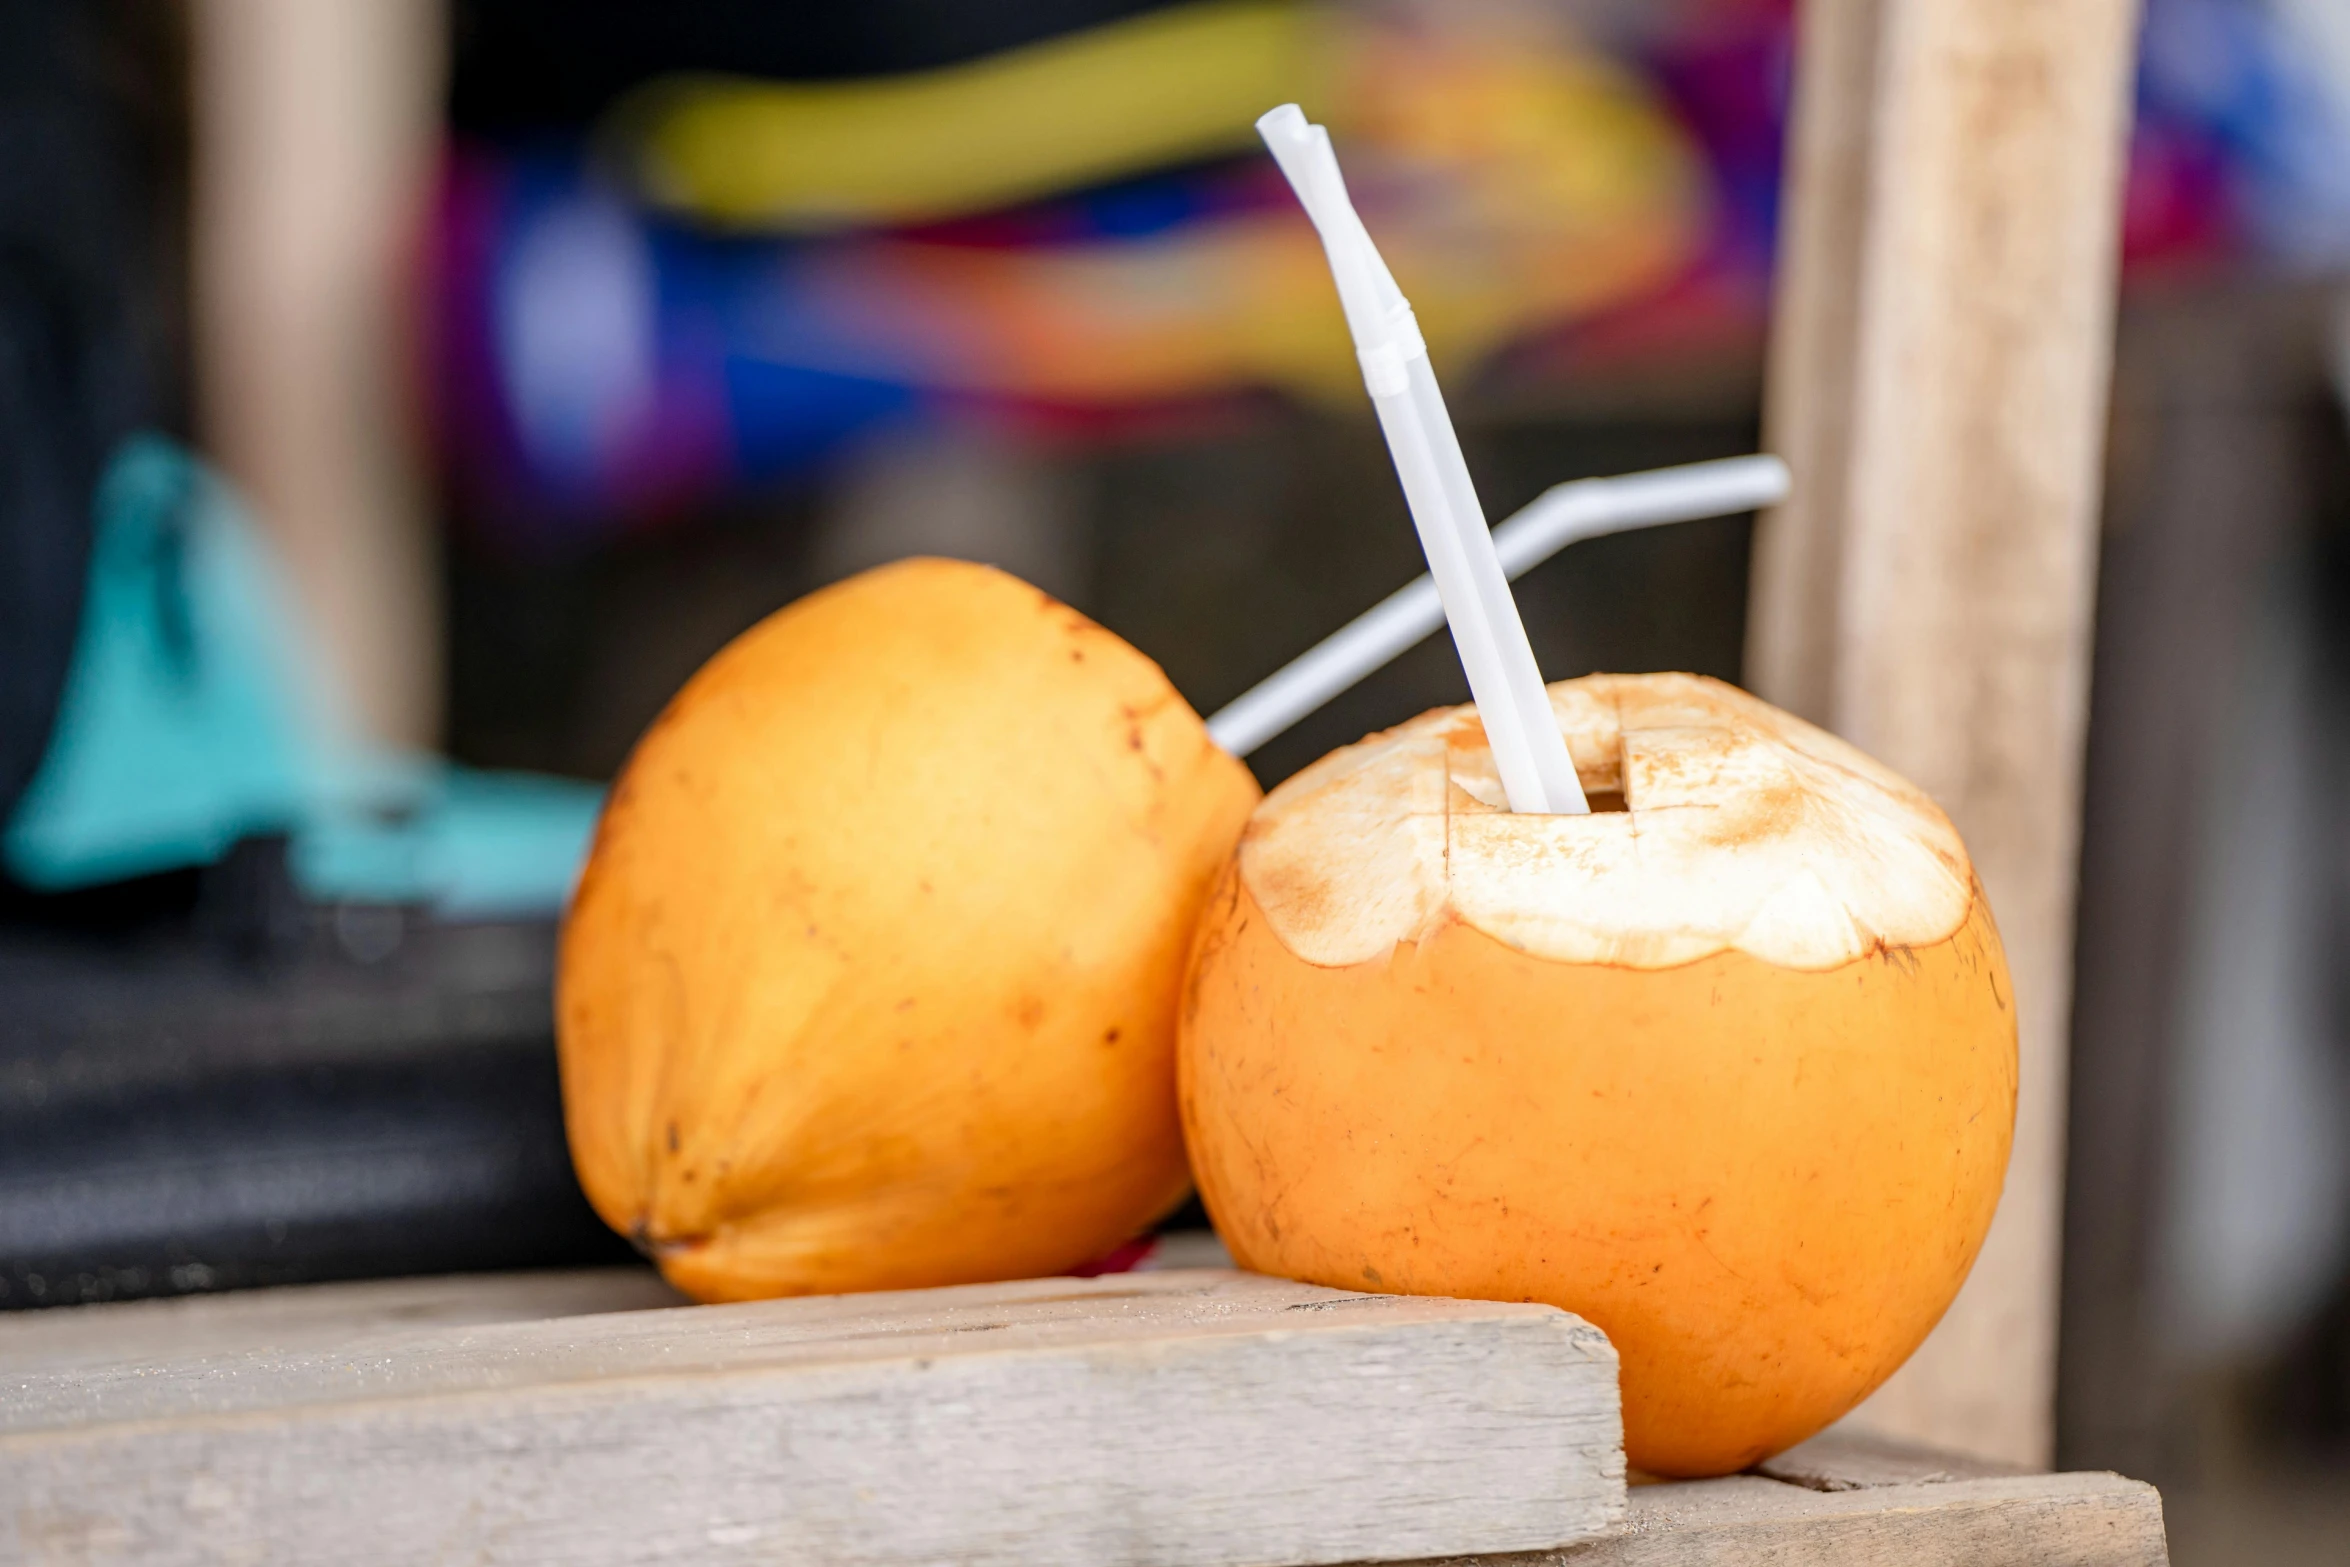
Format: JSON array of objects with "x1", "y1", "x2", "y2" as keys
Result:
[
  {"x1": 1747, "y1": 0, "x2": 1882, "y2": 723},
  {"x1": 1755, "y1": 1423, "x2": 2027, "y2": 1491},
  {"x1": 1426, "y1": 1438, "x2": 2167, "y2": 1566},
  {"x1": 1553, "y1": 1471, "x2": 2166, "y2": 1566},
  {"x1": 1, "y1": 1267, "x2": 1623, "y2": 1567},
  {"x1": 0, "y1": 1242, "x2": 1237, "y2": 1380},
  {"x1": 1745, "y1": 0, "x2": 2142, "y2": 1465},
  {"x1": 0, "y1": 1267, "x2": 689, "y2": 1377}
]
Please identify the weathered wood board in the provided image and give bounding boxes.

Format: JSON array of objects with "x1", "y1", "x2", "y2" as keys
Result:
[
  {"x1": 0, "y1": 1267, "x2": 1624, "y2": 1567},
  {"x1": 0, "y1": 1267, "x2": 689, "y2": 1376},
  {"x1": 1460, "y1": 1430, "x2": 2168, "y2": 1566},
  {"x1": 1551, "y1": 1470, "x2": 2165, "y2": 1566}
]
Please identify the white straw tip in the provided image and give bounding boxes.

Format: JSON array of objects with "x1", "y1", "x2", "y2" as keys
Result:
[{"x1": 1256, "y1": 103, "x2": 1312, "y2": 147}]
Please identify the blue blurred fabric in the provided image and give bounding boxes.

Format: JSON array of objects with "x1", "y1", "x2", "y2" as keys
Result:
[{"x1": 3, "y1": 436, "x2": 601, "y2": 917}]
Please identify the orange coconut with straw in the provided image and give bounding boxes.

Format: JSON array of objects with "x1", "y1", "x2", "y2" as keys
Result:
[
  {"x1": 1177, "y1": 673, "x2": 2016, "y2": 1476},
  {"x1": 1175, "y1": 108, "x2": 2015, "y2": 1479}
]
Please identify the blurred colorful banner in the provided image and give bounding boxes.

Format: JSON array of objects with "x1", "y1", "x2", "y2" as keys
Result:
[{"x1": 426, "y1": 0, "x2": 2350, "y2": 552}]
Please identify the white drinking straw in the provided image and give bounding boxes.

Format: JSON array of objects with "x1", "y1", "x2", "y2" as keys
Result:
[
  {"x1": 1206, "y1": 454, "x2": 1790, "y2": 758},
  {"x1": 1258, "y1": 104, "x2": 1584, "y2": 813}
]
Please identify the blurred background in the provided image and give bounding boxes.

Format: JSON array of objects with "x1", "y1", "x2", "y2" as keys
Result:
[{"x1": 1, "y1": 1, "x2": 2347, "y2": 1557}]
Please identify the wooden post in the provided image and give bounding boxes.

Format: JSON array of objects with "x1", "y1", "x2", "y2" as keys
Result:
[{"x1": 1748, "y1": 0, "x2": 2141, "y2": 1465}]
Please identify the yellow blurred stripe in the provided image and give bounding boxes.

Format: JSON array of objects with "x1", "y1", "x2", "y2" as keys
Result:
[{"x1": 616, "y1": 0, "x2": 1327, "y2": 231}]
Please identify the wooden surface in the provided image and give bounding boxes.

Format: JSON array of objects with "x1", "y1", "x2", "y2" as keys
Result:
[
  {"x1": 1746, "y1": 0, "x2": 2142, "y2": 1465},
  {"x1": 0, "y1": 1270, "x2": 2169, "y2": 1566},
  {"x1": 1746, "y1": 0, "x2": 1882, "y2": 724},
  {"x1": 1755, "y1": 1424, "x2": 2025, "y2": 1491},
  {"x1": 1555, "y1": 1470, "x2": 2164, "y2": 1566},
  {"x1": 1462, "y1": 1430, "x2": 2166, "y2": 1566},
  {"x1": 0, "y1": 1267, "x2": 1624, "y2": 1567},
  {"x1": 0, "y1": 1266, "x2": 688, "y2": 1374}
]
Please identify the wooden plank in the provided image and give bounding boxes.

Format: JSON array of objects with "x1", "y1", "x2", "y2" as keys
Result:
[
  {"x1": 1744, "y1": 0, "x2": 2142, "y2": 1465},
  {"x1": 1531, "y1": 1471, "x2": 2166, "y2": 1566},
  {"x1": 0, "y1": 1268, "x2": 1623, "y2": 1567},
  {"x1": 1434, "y1": 1441, "x2": 2167, "y2": 1565},
  {"x1": 1754, "y1": 1424, "x2": 2027, "y2": 1491},
  {"x1": 0, "y1": 1268, "x2": 688, "y2": 1378},
  {"x1": 1746, "y1": 0, "x2": 1883, "y2": 723},
  {"x1": 0, "y1": 1240, "x2": 1238, "y2": 1378}
]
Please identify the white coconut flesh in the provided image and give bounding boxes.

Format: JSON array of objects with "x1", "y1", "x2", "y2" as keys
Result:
[{"x1": 1239, "y1": 673, "x2": 1976, "y2": 972}]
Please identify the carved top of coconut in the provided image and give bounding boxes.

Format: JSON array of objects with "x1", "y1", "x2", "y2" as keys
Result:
[{"x1": 1239, "y1": 672, "x2": 1977, "y2": 972}]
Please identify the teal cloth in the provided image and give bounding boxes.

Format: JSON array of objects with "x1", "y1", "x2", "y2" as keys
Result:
[{"x1": 3, "y1": 436, "x2": 602, "y2": 917}]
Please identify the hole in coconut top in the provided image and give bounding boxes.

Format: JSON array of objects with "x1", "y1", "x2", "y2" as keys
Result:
[
  {"x1": 1579, "y1": 729, "x2": 1633, "y2": 813},
  {"x1": 1446, "y1": 725, "x2": 1630, "y2": 814},
  {"x1": 1570, "y1": 731, "x2": 1630, "y2": 812}
]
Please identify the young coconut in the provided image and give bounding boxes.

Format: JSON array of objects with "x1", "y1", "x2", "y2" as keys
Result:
[
  {"x1": 1179, "y1": 672, "x2": 2015, "y2": 1477},
  {"x1": 561, "y1": 558, "x2": 1259, "y2": 1301}
]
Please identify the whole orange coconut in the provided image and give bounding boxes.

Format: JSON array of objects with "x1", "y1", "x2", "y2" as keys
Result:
[
  {"x1": 561, "y1": 558, "x2": 1259, "y2": 1301},
  {"x1": 1179, "y1": 673, "x2": 2014, "y2": 1476}
]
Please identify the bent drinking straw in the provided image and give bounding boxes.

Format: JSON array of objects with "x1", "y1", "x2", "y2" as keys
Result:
[
  {"x1": 1257, "y1": 103, "x2": 1582, "y2": 813},
  {"x1": 1206, "y1": 454, "x2": 1791, "y2": 758}
]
